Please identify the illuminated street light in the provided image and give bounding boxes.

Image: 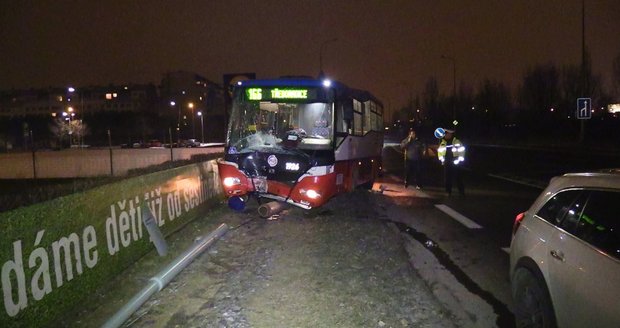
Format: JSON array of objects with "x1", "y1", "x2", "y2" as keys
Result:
[
  {"x1": 189, "y1": 102, "x2": 195, "y2": 139},
  {"x1": 170, "y1": 100, "x2": 180, "y2": 146},
  {"x1": 62, "y1": 109, "x2": 76, "y2": 146},
  {"x1": 63, "y1": 107, "x2": 76, "y2": 121},
  {"x1": 197, "y1": 111, "x2": 204, "y2": 143},
  {"x1": 67, "y1": 86, "x2": 85, "y2": 116},
  {"x1": 170, "y1": 100, "x2": 179, "y2": 131}
]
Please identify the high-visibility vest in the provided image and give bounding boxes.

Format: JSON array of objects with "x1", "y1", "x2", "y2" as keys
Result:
[{"x1": 437, "y1": 137, "x2": 465, "y2": 165}]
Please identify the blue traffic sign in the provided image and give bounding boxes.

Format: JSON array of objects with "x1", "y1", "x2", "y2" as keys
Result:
[
  {"x1": 434, "y1": 127, "x2": 446, "y2": 139},
  {"x1": 577, "y1": 98, "x2": 591, "y2": 119}
]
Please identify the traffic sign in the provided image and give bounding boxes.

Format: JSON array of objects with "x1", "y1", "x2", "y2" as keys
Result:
[
  {"x1": 434, "y1": 127, "x2": 445, "y2": 139},
  {"x1": 577, "y1": 98, "x2": 591, "y2": 119}
]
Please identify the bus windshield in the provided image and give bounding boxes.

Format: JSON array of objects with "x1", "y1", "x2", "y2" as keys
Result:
[{"x1": 227, "y1": 99, "x2": 334, "y2": 153}]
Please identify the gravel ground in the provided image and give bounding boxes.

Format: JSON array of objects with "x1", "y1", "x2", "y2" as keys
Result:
[{"x1": 67, "y1": 189, "x2": 456, "y2": 328}]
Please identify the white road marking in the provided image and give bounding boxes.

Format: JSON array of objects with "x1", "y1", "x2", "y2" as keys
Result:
[
  {"x1": 487, "y1": 173, "x2": 545, "y2": 189},
  {"x1": 502, "y1": 247, "x2": 510, "y2": 254},
  {"x1": 435, "y1": 204, "x2": 483, "y2": 229}
]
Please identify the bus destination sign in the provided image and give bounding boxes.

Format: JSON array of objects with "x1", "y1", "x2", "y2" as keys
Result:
[{"x1": 246, "y1": 87, "x2": 316, "y2": 101}]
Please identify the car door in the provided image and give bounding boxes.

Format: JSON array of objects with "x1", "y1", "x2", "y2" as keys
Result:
[{"x1": 547, "y1": 190, "x2": 620, "y2": 328}]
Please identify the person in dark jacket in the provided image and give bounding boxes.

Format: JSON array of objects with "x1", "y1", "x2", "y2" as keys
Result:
[{"x1": 400, "y1": 128, "x2": 426, "y2": 189}]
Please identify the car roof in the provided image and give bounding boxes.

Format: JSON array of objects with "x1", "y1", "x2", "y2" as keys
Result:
[{"x1": 549, "y1": 170, "x2": 620, "y2": 191}]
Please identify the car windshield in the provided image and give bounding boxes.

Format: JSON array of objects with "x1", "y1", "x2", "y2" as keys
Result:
[{"x1": 227, "y1": 98, "x2": 333, "y2": 153}]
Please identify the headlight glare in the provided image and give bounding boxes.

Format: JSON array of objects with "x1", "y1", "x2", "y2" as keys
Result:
[{"x1": 223, "y1": 177, "x2": 241, "y2": 187}]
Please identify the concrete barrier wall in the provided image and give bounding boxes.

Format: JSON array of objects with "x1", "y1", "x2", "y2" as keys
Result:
[
  {"x1": 0, "y1": 160, "x2": 223, "y2": 327},
  {"x1": 0, "y1": 147, "x2": 224, "y2": 179}
]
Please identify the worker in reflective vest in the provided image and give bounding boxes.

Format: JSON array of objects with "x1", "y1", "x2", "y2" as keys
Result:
[{"x1": 437, "y1": 129, "x2": 465, "y2": 196}]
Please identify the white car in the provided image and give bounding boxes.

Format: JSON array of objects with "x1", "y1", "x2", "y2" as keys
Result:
[{"x1": 509, "y1": 171, "x2": 620, "y2": 328}]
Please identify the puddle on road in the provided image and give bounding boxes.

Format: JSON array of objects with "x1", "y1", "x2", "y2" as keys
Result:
[{"x1": 391, "y1": 221, "x2": 515, "y2": 328}]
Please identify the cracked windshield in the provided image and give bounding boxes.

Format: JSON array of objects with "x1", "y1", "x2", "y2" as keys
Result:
[{"x1": 228, "y1": 97, "x2": 333, "y2": 153}]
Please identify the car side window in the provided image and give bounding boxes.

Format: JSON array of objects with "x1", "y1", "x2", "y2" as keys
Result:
[
  {"x1": 574, "y1": 190, "x2": 620, "y2": 260},
  {"x1": 556, "y1": 191, "x2": 590, "y2": 234},
  {"x1": 536, "y1": 190, "x2": 583, "y2": 226}
]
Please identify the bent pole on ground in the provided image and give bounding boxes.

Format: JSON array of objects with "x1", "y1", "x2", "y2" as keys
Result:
[{"x1": 102, "y1": 223, "x2": 229, "y2": 328}]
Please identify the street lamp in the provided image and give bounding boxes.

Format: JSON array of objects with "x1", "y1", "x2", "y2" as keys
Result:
[
  {"x1": 62, "y1": 107, "x2": 76, "y2": 146},
  {"x1": 170, "y1": 101, "x2": 178, "y2": 129},
  {"x1": 441, "y1": 55, "x2": 457, "y2": 120},
  {"x1": 67, "y1": 87, "x2": 84, "y2": 116},
  {"x1": 188, "y1": 102, "x2": 195, "y2": 139},
  {"x1": 64, "y1": 107, "x2": 75, "y2": 120},
  {"x1": 197, "y1": 111, "x2": 204, "y2": 143},
  {"x1": 170, "y1": 101, "x2": 180, "y2": 146}
]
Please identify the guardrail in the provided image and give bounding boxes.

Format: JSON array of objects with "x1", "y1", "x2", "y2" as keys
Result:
[{"x1": 0, "y1": 147, "x2": 224, "y2": 179}]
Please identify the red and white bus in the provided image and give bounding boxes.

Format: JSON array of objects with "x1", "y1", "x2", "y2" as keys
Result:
[{"x1": 217, "y1": 77, "x2": 383, "y2": 211}]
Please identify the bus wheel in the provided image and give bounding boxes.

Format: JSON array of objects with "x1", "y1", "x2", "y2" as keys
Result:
[{"x1": 351, "y1": 166, "x2": 359, "y2": 191}]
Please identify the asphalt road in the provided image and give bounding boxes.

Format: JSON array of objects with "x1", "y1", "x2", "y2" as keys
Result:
[
  {"x1": 65, "y1": 143, "x2": 615, "y2": 327},
  {"x1": 379, "y1": 145, "x2": 544, "y2": 327},
  {"x1": 379, "y1": 141, "x2": 620, "y2": 326}
]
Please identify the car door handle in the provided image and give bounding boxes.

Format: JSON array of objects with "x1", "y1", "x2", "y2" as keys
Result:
[{"x1": 550, "y1": 250, "x2": 565, "y2": 262}]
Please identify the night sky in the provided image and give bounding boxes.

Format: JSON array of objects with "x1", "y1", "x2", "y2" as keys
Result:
[{"x1": 1, "y1": 1, "x2": 619, "y2": 111}]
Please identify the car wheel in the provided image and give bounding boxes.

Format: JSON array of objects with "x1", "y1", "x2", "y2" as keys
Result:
[{"x1": 512, "y1": 267, "x2": 557, "y2": 328}]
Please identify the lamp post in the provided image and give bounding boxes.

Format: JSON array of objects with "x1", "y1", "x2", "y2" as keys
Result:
[
  {"x1": 68, "y1": 87, "x2": 84, "y2": 116},
  {"x1": 441, "y1": 55, "x2": 457, "y2": 120},
  {"x1": 188, "y1": 102, "x2": 195, "y2": 139},
  {"x1": 319, "y1": 38, "x2": 338, "y2": 77},
  {"x1": 197, "y1": 111, "x2": 204, "y2": 143},
  {"x1": 62, "y1": 107, "x2": 76, "y2": 146},
  {"x1": 579, "y1": 0, "x2": 586, "y2": 143},
  {"x1": 170, "y1": 101, "x2": 180, "y2": 146}
]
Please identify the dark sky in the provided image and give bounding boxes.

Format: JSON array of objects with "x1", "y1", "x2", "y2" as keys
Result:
[{"x1": 1, "y1": 0, "x2": 619, "y2": 111}]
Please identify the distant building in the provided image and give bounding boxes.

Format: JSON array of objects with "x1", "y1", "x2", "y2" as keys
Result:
[
  {"x1": 0, "y1": 71, "x2": 226, "y2": 148},
  {"x1": 0, "y1": 84, "x2": 158, "y2": 119},
  {"x1": 0, "y1": 87, "x2": 66, "y2": 118},
  {"x1": 159, "y1": 71, "x2": 226, "y2": 141}
]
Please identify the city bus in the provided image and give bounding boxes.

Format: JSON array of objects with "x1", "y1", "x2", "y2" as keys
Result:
[{"x1": 217, "y1": 77, "x2": 383, "y2": 212}]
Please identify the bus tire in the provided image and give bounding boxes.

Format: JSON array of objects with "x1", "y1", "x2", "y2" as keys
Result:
[{"x1": 350, "y1": 166, "x2": 359, "y2": 191}]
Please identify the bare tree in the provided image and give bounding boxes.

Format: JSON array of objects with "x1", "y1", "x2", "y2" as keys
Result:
[
  {"x1": 613, "y1": 53, "x2": 620, "y2": 98},
  {"x1": 50, "y1": 119, "x2": 89, "y2": 147},
  {"x1": 423, "y1": 77, "x2": 443, "y2": 125},
  {"x1": 474, "y1": 79, "x2": 512, "y2": 135},
  {"x1": 70, "y1": 120, "x2": 89, "y2": 146}
]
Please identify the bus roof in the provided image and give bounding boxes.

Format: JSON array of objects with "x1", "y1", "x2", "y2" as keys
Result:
[
  {"x1": 237, "y1": 77, "x2": 330, "y2": 88},
  {"x1": 236, "y1": 77, "x2": 383, "y2": 107}
]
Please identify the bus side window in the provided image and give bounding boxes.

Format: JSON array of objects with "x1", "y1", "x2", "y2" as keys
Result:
[{"x1": 342, "y1": 101, "x2": 353, "y2": 135}]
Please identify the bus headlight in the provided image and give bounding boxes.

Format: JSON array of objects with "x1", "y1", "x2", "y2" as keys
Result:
[
  {"x1": 223, "y1": 177, "x2": 241, "y2": 187},
  {"x1": 305, "y1": 189, "x2": 320, "y2": 199},
  {"x1": 301, "y1": 189, "x2": 321, "y2": 199}
]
